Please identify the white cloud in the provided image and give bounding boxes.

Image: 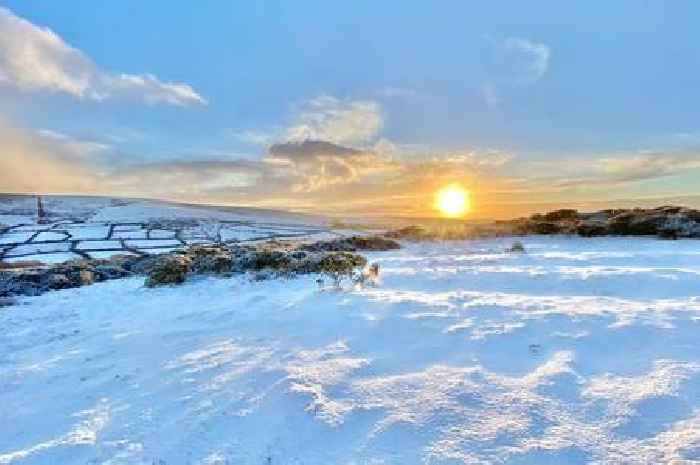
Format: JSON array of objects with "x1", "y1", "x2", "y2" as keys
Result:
[
  {"x1": 105, "y1": 73, "x2": 206, "y2": 106},
  {"x1": 501, "y1": 37, "x2": 550, "y2": 83},
  {"x1": 0, "y1": 7, "x2": 205, "y2": 106},
  {"x1": 285, "y1": 95, "x2": 382, "y2": 146},
  {"x1": 442, "y1": 149, "x2": 515, "y2": 168},
  {"x1": 481, "y1": 36, "x2": 550, "y2": 107},
  {"x1": 36, "y1": 130, "x2": 111, "y2": 159}
]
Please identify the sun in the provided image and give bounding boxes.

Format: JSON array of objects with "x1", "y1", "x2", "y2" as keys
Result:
[{"x1": 435, "y1": 184, "x2": 470, "y2": 217}]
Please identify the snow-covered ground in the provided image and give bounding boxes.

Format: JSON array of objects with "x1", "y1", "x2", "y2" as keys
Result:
[
  {"x1": 0, "y1": 197, "x2": 334, "y2": 263},
  {"x1": 2, "y1": 237, "x2": 700, "y2": 464}
]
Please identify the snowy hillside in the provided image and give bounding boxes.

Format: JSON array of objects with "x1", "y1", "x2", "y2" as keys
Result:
[
  {"x1": 0, "y1": 196, "x2": 333, "y2": 264},
  {"x1": 2, "y1": 236, "x2": 700, "y2": 464}
]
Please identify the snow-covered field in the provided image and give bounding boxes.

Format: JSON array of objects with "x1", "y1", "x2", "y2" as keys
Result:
[
  {"x1": 2, "y1": 237, "x2": 700, "y2": 464},
  {"x1": 0, "y1": 197, "x2": 333, "y2": 263}
]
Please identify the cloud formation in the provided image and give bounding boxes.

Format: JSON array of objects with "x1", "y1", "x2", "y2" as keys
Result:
[
  {"x1": 284, "y1": 96, "x2": 382, "y2": 146},
  {"x1": 499, "y1": 37, "x2": 550, "y2": 84},
  {"x1": 4, "y1": 76, "x2": 698, "y2": 218},
  {"x1": 0, "y1": 7, "x2": 206, "y2": 106},
  {"x1": 267, "y1": 140, "x2": 391, "y2": 193},
  {"x1": 531, "y1": 152, "x2": 700, "y2": 192},
  {"x1": 481, "y1": 36, "x2": 550, "y2": 108},
  {"x1": 6, "y1": 115, "x2": 700, "y2": 217}
]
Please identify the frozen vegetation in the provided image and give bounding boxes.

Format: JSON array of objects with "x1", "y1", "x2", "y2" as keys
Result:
[{"x1": 2, "y1": 236, "x2": 700, "y2": 464}]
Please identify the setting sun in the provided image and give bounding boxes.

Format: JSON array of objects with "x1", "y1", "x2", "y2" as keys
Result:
[{"x1": 435, "y1": 184, "x2": 470, "y2": 217}]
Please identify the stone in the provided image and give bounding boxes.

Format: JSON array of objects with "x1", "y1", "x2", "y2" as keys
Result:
[
  {"x1": 78, "y1": 269, "x2": 96, "y2": 285},
  {"x1": 384, "y1": 225, "x2": 432, "y2": 241},
  {"x1": 187, "y1": 246, "x2": 233, "y2": 274},
  {"x1": 576, "y1": 221, "x2": 609, "y2": 237},
  {"x1": 300, "y1": 235, "x2": 401, "y2": 252},
  {"x1": 46, "y1": 273, "x2": 72, "y2": 290},
  {"x1": 144, "y1": 255, "x2": 191, "y2": 287},
  {"x1": 0, "y1": 296, "x2": 17, "y2": 307},
  {"x1": 94, "y1": 263, "x2": 131, "y2": 280},
  {"x1": 542, "y1": 209, "x2": 579, "y2": 221}
]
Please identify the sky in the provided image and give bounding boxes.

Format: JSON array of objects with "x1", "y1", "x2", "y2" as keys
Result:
[{"x1": 1, "y1": 1, "x2": 699, "y2": 218}]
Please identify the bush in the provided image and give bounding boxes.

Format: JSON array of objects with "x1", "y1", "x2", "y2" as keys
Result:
[
  {"x1": 506, "y1": 241, "x2": 526, "y2": 253},
  {"x1": 318, "y1": 252, "x2": 367, "y2": 287}
]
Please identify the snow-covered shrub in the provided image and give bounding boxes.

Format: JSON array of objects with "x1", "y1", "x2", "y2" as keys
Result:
[
  {"x1": 318, "y1": 252, "x2": 367, "y2": 287},
  {"x1": 506, "y1": 241, "x2": 526, "y2": 253}
]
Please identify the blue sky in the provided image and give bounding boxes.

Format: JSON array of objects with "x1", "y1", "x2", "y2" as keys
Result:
[{"x1": 1, "y1": 1, "x2": 699, "y2": 217}]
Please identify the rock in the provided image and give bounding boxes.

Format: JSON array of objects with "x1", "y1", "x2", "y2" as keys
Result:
[
  {"x1": 542, "y1": 209, "x2": 579, "y2": 221},
  {"x1": 0, "y1": 296, "x2": 17, "y2": 307},
  {"x1": 119, "y1": 255, "x2": 158, "y2": 275},
  {"x1": 248, "y1": 250, "x2": 291, "y2": 270},
  {"x1": 0, "y1": 270, "x2": 45, "y2": 296},
  {"x1": 384, "y1": 225, "x2": 432, "y2": 241},
  {"x1": 51, "y1": 260, "x2": 98, "y2": 287},
  {"x1": 300, "y1": 235, "x2": 401, "y2": 252},
  {"x1": 187, "y1": 246, "x2": 233, "y2": 274},
  {"x1": 78, "y1": 269, "x2": 96, "y2": 285},
  {"x1": 94, "y1": 263, "x2": 131, "y2": 280},
  {"x1": 0, "y1": 260, "x2": 46, "y2": 270},
  {"x1": 530, "y1": 221, "x2": 564, "y2": 235},
  {"x1": 658, "y1": 212, "x2": 700, "y2": 238},
  {"x1": 46, "y1": 273, "x2": 72, "y2": 290},
  {"x1": 494, "y1": 205, "x2": 700, "y2": 239},
  {"x1": 144, "y1": 255, "x2": 191, "y2": 287},
  {"x1": 608, "y1": 211, "x2": 665, "y2": 235},
  {"x1": 576, "y1": 220, "x2": 609, "y2": 237}
]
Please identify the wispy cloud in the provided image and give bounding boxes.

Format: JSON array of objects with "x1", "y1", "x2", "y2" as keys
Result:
[
  {"x1": 500, "y1": 37, "x2": 550, "y2": 84},
  {"x1": 481, "y1": 36, "x2": 550, "y2": 107},
  {"x1": 36, "y1": 130, "x2": 111, "y2": 159},
  {"x1": 0, "y1": 7, "x2": 206, "y2": 106}
]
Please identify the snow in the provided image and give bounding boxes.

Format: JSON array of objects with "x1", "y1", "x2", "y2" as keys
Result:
[
  {"x1": 139, "y1": 247, "x2": 182, "y2": 255},
  {"x1": 148, "y1": 229, "x2": 176, "y2": 239},
  {"x1": 74, "y1": 240, "x2": 124, "y2": 251},
  {"x1": 123, "y1": 239, "x2": 182, "y2": 248},
  {"x1": 110, "y1": 230, "x2": 148, "y2": 240},
  {"x1": 1, "y1": 236, "x2": 700, "y2": 464},
  {"x1": 31, "y1": 231, "x2": 68, "y2": 242},
  {"x1": 2, "y1": 253, "x2": 83, "y2": 265},
  {"x1": 89, "y1": 200, "x2": 326, "y2": 226},
  {"x1": 67, "y1": 226, "x2": 111, "y2": 240},
  {"x1": 5, "y1": 242, "x2": 72, "y2": 257},
  {"x1": 0, "y1": 233, "x2": 34, "y2": 245},
  {"x1": 0, "y1": 216, "x2": 35, "y2": 227},
  {"x1": 86, "y1": 251, "x2": 138, "y2": 260}
]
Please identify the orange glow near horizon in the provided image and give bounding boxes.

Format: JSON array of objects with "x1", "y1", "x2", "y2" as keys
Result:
[{"x1": 435, "y1": 184, "x2": 471, "y2": 217}]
